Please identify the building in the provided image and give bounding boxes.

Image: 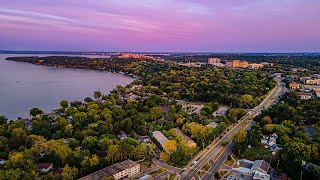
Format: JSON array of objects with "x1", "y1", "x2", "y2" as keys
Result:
[
  {"x1": 261, "y1": 133, "x2": 279, "y2": 152},
  {"x1": 231, "y1": 159, "x2": 271, "y2": 180},
  {"x1": 289, "y1": 83, "x2": 300, "y2": 89},
  {"x1": 305, "y1": 79, "x2": 320, "y2": 85},
  {"x1": 173, "y1": 128, "x2": 196, "y2": 147},
  {"x1": 208, "y1": 58, "x2": 221, "y2": 64},
  {"x1": 248, "y1": 63, "x2": 265, "y2": 69},
  {"x1": 119, "y1": 53, "x2": 150, "y2": 59},
  {"x1": 0, "y1": 158, "x2": 6, "y2": 166},
  {"x1": 251, "y1": 160, "x2": 270, "y2": 174},
  {"x1": 261, "y1": 62, "x2": 274, "y2": 66},
  {"x1": 137, "y1": 135, "x2": 151, "y2": 144},
  {"x1": 37, "y1": 163, "x2": 53, "y2": 173},
  {"x1": 118, "y1": 131, "x2": 128, "y2": 140},
  {"x1": 226, "y1": 60, "x2": 249, "y2": 68},
  {"x1": 298, "y1": 92, "x2": 313, "y2": 100},
  {"x1": 212, "y1": 106, "x2": 230, "y2": 117},
  {"x1": 152, "y1": 131, "x2": 169, "y2": 149},
  {"x1": 206, "y1": 122, "x2": 218, "y2": 128},
  {"x1": 79, "y1": 160, "x2": 140, "y2": 180}
]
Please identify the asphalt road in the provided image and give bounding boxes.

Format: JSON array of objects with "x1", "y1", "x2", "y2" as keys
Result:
[{"x1": 180, "y1": 78, "x2": 286, "y2": 180}]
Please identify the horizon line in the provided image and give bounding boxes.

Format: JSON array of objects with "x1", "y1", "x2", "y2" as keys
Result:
[{"x1": 1, "y1": 50, "x2": 320, "y2": 54}]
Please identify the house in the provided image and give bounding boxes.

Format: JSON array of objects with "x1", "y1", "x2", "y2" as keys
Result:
[
  {"x1": 37, "y1": 163, "x2": 53, "y2": 173},
  {"x1": 251, "y1": 160, "x2": 270, "y2": 174},
  {"x1": 0, "y1": 158, "x2": 6, "y2": 165},
  {"x1": 206, "y1": 122, "x2": 219, "y2": 128},
  {"x1": 79, "y1": 160, "x2": 140, "y2": 180},
  {"x1": 232, "y1": 159, "x2": 271, "y2": 180},
  {"x1": 173, "y1": 128, "x2": 197, "y2": 147},
  {"x1": 137, "y1": 135, "x2": 151, "y2": 144},
  {"x1": 268, "y1": 136, "x2": 277, "y2": 147},
  {"x1": 297, "y1": 92, "x2": 313, "y2": 100},
  {"x1": 261, "y1": 133, "x2": 279, "y2": 151},
  {"x1": 152, "y1": 131, "x2": 169, "y2": 149},
  {"x1": 118, "y1": 131, "x2": 128, "y2": 140},
  {"x1": 261, "y1": 138, "x2": 268, "y2": 145}
]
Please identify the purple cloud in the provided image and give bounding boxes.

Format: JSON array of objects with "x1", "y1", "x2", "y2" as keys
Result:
[{"x1": 0, "y1": 0, "x2": 319, "y2": 52}]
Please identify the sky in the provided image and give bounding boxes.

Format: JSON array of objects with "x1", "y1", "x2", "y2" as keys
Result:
[{"x1": 0, "y1": 0, "x2": 319, "y2": 52}]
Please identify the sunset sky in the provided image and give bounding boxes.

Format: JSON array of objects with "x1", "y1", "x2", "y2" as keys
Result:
[{"x1": 0, "y1": 0, "x2": 319, "y2": 52}]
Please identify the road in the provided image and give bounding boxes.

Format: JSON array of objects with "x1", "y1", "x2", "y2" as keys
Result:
[{"x1": 180, "y1": 78, "x2": 286, "y2": 180}]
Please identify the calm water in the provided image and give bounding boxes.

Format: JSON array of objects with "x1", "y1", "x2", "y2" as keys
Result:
[{"x1": 0, "y1": 54, "x2": 134, "y2": 120}]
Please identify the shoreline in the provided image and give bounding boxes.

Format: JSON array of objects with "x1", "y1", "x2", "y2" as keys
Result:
[
  {"x1": 1, "y1": 55, "x2": 137, "y2": 120},
  {"x1": 5, "y1": 55, "x2": 141, "y2": 80}
]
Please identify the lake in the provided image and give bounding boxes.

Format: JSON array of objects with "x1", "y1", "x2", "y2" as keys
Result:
[{"x1": 0, "y1": 54, "x2": 134, "y2": 120}]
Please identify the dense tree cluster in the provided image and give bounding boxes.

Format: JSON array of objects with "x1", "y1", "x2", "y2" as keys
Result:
[{"x1": 233, "y1": 92, "x2": 320, "y2": 179}]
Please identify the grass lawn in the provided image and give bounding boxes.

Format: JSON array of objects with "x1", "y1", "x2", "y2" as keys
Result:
[
  {"x1": 197, "y1": 170, "x2": 206, "y2": 179},
  {"x1": 241, "y1": 145, "x2": 272, "y2": 161},
  {"x1": 218, "y1": 170, "x2": 229, "y2": 177},
  {"x1": 224, "y1": 155, "x2": 235, "y2": 167},
  {"x1": 150, "y1": 168, "x2": 167, "y2": 176},
  {"x1": 197, "y1": 163, "x2": 211, "y2": 179},
  {"x1": 202, "y1": 163, "x2": 211, "y2": 171},
  {"x1": 169, "y1": 173, "x2": 177, "y2": 180}
]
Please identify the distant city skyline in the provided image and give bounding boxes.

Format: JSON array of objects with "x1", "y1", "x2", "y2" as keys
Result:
[{"x1": 0, "y1": 0, "x2": 320, "y2": 52}]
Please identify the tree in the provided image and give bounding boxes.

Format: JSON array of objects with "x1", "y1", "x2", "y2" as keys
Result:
[
  {"x1": 149, "y1": 107, "x2": 164, "y2": 121},
  {"x1": 263, "y1": 124, "x2": 277, "y2": 134},
  {"x1": 281, "y1": 142, "x2": 311, "y2": 176},
  {"x1": 61, "y1": 164, "x2": 78, "y2": 180},
  {"x1": 30, "y1": 108, "x2": 43, "y2": 117},
  {"x1": 93, "y1": 91, "x2": 102, "y2": 100},
  {"x1": 242, "y1": 94, "x2": 253, "y2": 108},
  {"x1": 60, "y1": 100, "x2": 69, "y2": 109},
  {"x1": 5, "y1": 152, "x2": 36, "y2": 173},
  {"x1": 105, "y1": 144, "x2": 120, "y2": 164},
  {"x1": 0, "y1": 115, "x2": 8, "y2": 125},
  {"x1": 227, "y1": 108, "x2": 244, "y2": 123},
  {"x1": 81, "y1": 136, "x2": 98, "y2": 150},
  {"x1": 10, "y1": 128, "x2": 27, "y2": 149},
  {"x1": 84, "y1": 97, "x2": 93, "y2": 103},
  {"x1": 200, "y1": 106, "x2": 212, "y2": 116},
  {"x1": 261, "y1": 116, "x2": 272, "y2": 125},
  {"x1": 164, "y1": 140, "x2": 177, "y2": 154},
  {"x1": 234, "y1": 130, "x2": 247, "y2": 144}
]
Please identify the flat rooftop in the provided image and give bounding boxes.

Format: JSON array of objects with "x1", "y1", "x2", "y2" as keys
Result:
[
  {"x1": 79, "y1": 160, "x2": 139, "y2": 180},
  {"x1": 173, "y1": 128, "x2": 195, "y2": 144},
  {"x1": 152, "y1": 131, "x2": 169, "y2": 147}
]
